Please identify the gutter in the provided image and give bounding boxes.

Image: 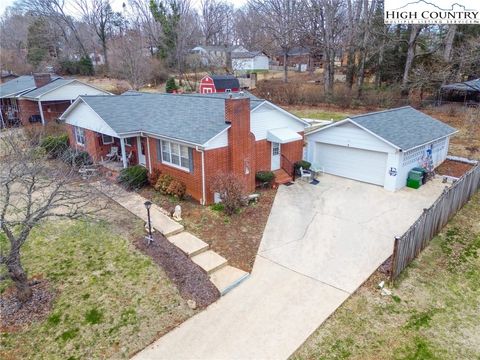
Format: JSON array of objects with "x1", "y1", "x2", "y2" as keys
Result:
[{"x1": 196, "y1": 146, "x2": 206, "y2": 205}]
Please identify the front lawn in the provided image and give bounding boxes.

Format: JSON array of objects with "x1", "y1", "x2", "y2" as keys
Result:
[
  {"x1": 0, "y1": 205, "x2": 194, "y2": 359},
  {"x1": 292, "y1": 191, "x2": 480, "y2": 360}
]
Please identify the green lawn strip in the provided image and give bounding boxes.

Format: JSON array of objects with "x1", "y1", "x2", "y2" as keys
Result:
[
  {"x1": 292, "y1": 192, "x2": 480, "y2": 360},
  {"x1": 290, "y1": 109, "x2": 349, "y2": 121},
  {"x1": 0, "y1": 219, "x2": 193, "y2": 359}
]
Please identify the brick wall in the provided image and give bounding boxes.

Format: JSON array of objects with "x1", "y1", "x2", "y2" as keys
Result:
[
  {"x1": 148, "y1": 137, "x2": 204, "y2": 203},
  {"x1": 226, "y1": 97, "x2": 256, "y2": 193},
  {"x1": 42, "y1": 101, "x2": 71, "y2": 124},
  {"x1": 281, "y1": 132, "x2": 304, "y2": 168},
  {"x1": 254, "y1": 139, "x2": 271, "y2": 172},
  {"x1": 18, "y1": 99, "x2": 40, "y2": 126}
]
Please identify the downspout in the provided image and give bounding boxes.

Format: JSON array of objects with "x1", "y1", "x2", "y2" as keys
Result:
[
  {"x1": 146, "y1": 134, "x2": 152, "y2": 173},
  {"x1": 196, "y1": 146, "x2": 206, "y2": 205}
]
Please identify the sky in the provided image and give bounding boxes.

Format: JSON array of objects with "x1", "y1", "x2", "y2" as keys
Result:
[{"x1": 0, "y1": 0, "x2": 248, "y2": 17}]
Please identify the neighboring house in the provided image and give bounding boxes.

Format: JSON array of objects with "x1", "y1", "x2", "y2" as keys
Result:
[
  {"x1": 0, "y1": 73, "x2": 110, "y2": 128},
  {"x1": 274, "y1": 47, "x2": 323, "y2": 72},
  {"x1": 199, "y1": 75, "x2": 240, "y2": 93},
  {"x1": 305, "y1": 106, "x2": 457, "y2": 191},
  {"x1": 60, "y1": 92, "x2": 308, "y2": 204},
  {"x1": 232, "y1": 51, "x2": 269, "y2": 72},
  {"x1": 89, "y1": 52, "x2": 105, "y2": 67},
  {"x1": 440, "y1": 78, "x2": 480, "y2": 105},
  {"x1": 1, "y1": 71, "x2": 18, "y2": 84},
  {"x1": 190, "y1": 45, "x2": 248, "y2": 67}
]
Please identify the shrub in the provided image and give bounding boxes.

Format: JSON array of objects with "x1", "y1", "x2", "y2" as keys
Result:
[
  {"x1": 148, "y1": 168, "x2": 162, "y2": 185},
  {"x1": 210, "y1": 172, "x2": 246, "y2": 216},
  {"x1": 166, "y1": 179, "x2": 186, "y2": 199},
  {"x1": 154, "y1": 174, "x2": 173, "y2": 194},
  {"x1": 117, "y1": 165, "x2": 148, "y2": 190},
  {"x1": 294, "y1": 160, "x2": 311, "y2": 171},
  {"x1": 61, "y1": 149, "x2": 92, "y2": 167},
  {"x1": 255, "y1": 171, "x2": 275, "y2": 183},
  {"x1": 210, "y1": 203, "x2": 225, "y2": 212},
  {"x1": 41, "y1": 134, "x2": 69, "y2": 158},
  {"x1": 165, "y1": 77, "x2": 178, "y2": 93}
]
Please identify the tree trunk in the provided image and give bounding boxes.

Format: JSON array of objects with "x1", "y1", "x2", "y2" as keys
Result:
[
  {"x1": 283, "y1": 52, "x2": 288, "y2": 83},
  {"x1": 402, "y1": 25, "x2": 422, "y2": 93},
  {"x1": 443, "y1": 25, "x2": 457, "y2": 63},
  {"x1": 375, "y1": 26, "x2": 387, "y2": 88},
  {"x1": 102, "y1": 40, "x2": 109, "y2": 73},
  {"x1": 7, "y1": 253, "x2": 32, "y2": 302}
]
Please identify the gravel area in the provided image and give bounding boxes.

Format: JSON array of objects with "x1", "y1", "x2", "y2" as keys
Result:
[
  {"x1": 134, "y1": 234, "x2": 220, "y2": 308},
  {"x1": 0, "y1": 279, "x2": 54, "y2": 332},
  {"x1": 436, "y1": 159, "x2": 473, "y2": 178}
]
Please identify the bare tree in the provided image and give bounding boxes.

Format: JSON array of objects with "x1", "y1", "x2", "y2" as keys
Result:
[
  {"x1": 443, "y1": 24, "x2": 457, "y2": 63},
  {"x1": 200, "y1": 0, "x2": 233, "y2": 45},
  {"x1": 0, "y1": 130, "x2": 103, "y2": 302},
  {"x1": 20, "y1": 0, "x2": 90, "y2": 56},
  {"x1": 402, "y1": 24, "x2": 423, "y2": 91},
  {"x1": 76, "y1": 0, "x2": 121, "y2": 72},
  {"x1": 251, "y1": 0, "x2": 304, "y2": 83}
]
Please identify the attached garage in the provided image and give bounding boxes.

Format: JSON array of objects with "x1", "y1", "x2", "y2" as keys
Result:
[
  {"x1": 305, "y1": 106, "x2": 457, "y2": 191},
  {"x1": 315, "y1": 143, "x2": 388, "y2": 185}
]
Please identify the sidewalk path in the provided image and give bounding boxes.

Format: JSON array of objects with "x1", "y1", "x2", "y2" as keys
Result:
[{"x1": 92, "y1": 181, "x2": 184, "y2": 237}]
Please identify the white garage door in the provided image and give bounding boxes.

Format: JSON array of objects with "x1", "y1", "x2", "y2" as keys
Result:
[{"x1": 315, "y1": 143, "x2": 388, "y2": 186}]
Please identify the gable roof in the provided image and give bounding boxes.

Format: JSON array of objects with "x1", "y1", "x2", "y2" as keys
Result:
[
  {"x1": 308, "y1": 106, "x2": 457, "y2": 151},
  {"x1": 0, "y1": 75, "x2": 36, "y2": 98},
  {"x1": 186, "y1": 91, "x2": 263, "y2": 109},
  {"x1": 20, "y1": 78, "x2": 110, "y2": 100},
  {"x1": 232, "y1": 51, "x2": 266, "y2": 59},
  {"x1": 62, "y1": 92, "x2": 306, "y2": 146},
  {"x1": 209, "y1": 75, "x2": 240, "y2": 90}
]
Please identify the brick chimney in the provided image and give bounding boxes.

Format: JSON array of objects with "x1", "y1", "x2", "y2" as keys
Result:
[
  {"x1": 225, "y1": 96, "x2": 255, "y2": 192},
  {"x1": 33, "y1": 73, "x2": 52, "y2": 88}
]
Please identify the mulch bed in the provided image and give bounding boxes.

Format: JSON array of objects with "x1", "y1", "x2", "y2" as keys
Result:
[
  {"x1": 139, "y1": 187, "x2": 277, "y2": 272},
  {"x1": 436, "y1": 159, "x2": 473, "y2": 178},
  {"x1": 133, "y1": 234, "x2": 220, "y2": 308},
  {"x1": 0, "y1": 279, "x2": 55, "y2": 333}
]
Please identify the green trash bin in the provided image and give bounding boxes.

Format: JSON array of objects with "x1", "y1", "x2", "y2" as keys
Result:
[{"x1": 407, "y1": 170, "x2": 423, "y2": 189}]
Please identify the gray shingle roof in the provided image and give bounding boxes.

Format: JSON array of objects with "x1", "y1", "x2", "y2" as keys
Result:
[
  {"x1": 80, "y1": 93, "x2": 239, "y2": 145},
  {"x1": 441, "y1": 78, "x2": 480, "y2": 92},
  {"x1": 21, "y1": 79, "x2": 75, "y2": 99},
  {"x1": 349, "y1": 106, "x2": 457, "y2": 150},
  {"x1": 232, "y1": 51, "x2": 265, "y2": 59},
  {"x1": 0, "y1": 75, "x2": 35, "y2": 98},
  {"x1": 185, "y1": 91, "x2": 263, "y2": 109},
  {"x1": 210, "y1": 75, "x2": 240, "y2": 90}
]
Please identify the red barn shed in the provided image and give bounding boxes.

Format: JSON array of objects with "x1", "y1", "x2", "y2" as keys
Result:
[{"x1": 199, "y1": 75, "x2": 240, "y2": 94}]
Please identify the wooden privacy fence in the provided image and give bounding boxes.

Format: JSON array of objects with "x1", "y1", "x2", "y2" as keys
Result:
[{"x1": 391, "y1": 163, "x2": 480, "y2": 280}]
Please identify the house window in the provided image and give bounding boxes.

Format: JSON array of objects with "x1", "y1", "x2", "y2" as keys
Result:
[
  {"x1": 159, "y1": 140, "x2": 191, "y2": 171},
  {"x1": 124, "y1": 137, "x2": 134, "y2": 146},
  {"x1": 74, "y1": 126, "x2": 85, "y2": 145},
  {"x1": 102, "y1": 134, "x2": 114, "y2": 144}
]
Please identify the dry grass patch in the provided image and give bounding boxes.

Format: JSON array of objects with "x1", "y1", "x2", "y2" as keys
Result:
[{"x1": 292, "y1": 192, "x2": 480, "y2": 360}]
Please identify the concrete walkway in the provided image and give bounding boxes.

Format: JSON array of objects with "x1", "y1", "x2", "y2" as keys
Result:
[
  {"x1": 93, "y1": 181, "x2": 184, "y2": 237},
  {"x1": 132, "y1": 175, "x2": 445, "y2": 360}
]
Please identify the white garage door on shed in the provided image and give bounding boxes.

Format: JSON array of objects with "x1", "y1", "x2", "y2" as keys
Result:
[{"x1": 315, "y1": 143, "x2": 388, "y2": 186}]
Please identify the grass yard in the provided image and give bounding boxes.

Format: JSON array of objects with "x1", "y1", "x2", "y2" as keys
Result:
[
  {"x1": 0, "y1": 205, "x2": 194, "y2": 359},
  {"x1": 287, "y1": 107, "x2": 350, "y2": 121},
  {"x1": 292, "y1": 191, "x2": 480, "y2": 360}
]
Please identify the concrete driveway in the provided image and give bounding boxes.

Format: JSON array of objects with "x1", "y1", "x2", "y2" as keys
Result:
[
  {"x1": 133, "y1": 175, "x2": 445, "y2": 360},
  {"x1": 259, "y1": 174, "x2": 447, "y2": 294}
]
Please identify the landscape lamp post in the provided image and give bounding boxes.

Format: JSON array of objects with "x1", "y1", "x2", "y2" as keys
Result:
[{"x1": 144, "y1": 200, "x2": 153, "y2": 244}]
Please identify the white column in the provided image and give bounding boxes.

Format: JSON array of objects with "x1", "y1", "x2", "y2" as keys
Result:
[
  {"x1": 38, "y1": 100, "x2": 45, "y2": 125},
  {"x1": 120, "y1": 137, "x2": 128, "y2": 168}
]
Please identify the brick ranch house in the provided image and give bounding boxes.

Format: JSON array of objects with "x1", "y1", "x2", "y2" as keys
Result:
[
  {"x1": 60, "y1": 92, "x2": 308, "y2": 204},
  {"x1": 0, "y1": 73, "x2": 110, "y2": 128}
]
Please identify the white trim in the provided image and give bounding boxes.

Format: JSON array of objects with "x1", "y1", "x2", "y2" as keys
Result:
[
  {"x1": 251, "y1": 101, "x2": 310, "y2": 126},
  {"x1": 21, "y1": 79, "x2": 112, "y2": 100},
  {"x1": 38, "y1": 100, "x2": 45, "y2": 125},
  {"x1": 146, "y1": 137, "x2": 152, "y2": 172},
  {"x1": 307, "y1": 118, "x2": 400, "y2": 150},
  {"x1": 160, "y1": 140, "x2": 191, "y2": 172},
  {"x1": 201, "y1": 126, "x2": 231, "y2": 147},
  {"x1": 74, "y1": 126, "x2": 85, "y2": 146},
  {"x1": 102, "y1": 134, "x2": 114, "y2": 144},
  {"x1": 401, "y1": 133, "x2": 458, "y2": 152},
  {"x1": 197, "y1": 146, "x2": 206, "y2": 205}
]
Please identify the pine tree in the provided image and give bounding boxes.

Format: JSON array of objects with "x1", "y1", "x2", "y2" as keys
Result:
[
  {"x1": 27, "y1": 19, "x2": 52, "y2": 69},
  {"x1": 166, "y1": 77, "x2": 178, "y2": 93}
]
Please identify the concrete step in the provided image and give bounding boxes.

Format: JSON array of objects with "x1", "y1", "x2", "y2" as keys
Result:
[
  {"x1": 168, "y1": 232, "x2": 209, "y2": 258},
  {"x1": 191, "y1": 250, "x2": 228, "y2": 275},
  {"x1": 209, "y1": 266, "x2": 250, "y2": 295}
]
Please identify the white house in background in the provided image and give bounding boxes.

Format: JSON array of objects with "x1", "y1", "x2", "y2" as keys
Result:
[
  {"x1": 305, "y1": 106, "x2": 457, "y2": 191},
  {"x1": 232, "y1": 51, "x2": 269, "y2": 72},
  {"x1": 190, "y1": 45, "x2": 248, "y2": 67}
]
